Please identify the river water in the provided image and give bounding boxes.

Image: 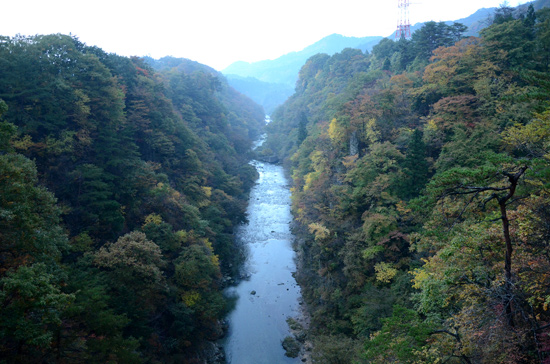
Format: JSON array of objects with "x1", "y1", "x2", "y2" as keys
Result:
[{"x1": 221, "y1": 160, "x2": 302, "y2": 364}]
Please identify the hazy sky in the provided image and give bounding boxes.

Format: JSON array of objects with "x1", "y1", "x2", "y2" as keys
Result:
[{"x1": 2, "y1": 0, "x2": 532, "y2": 71}]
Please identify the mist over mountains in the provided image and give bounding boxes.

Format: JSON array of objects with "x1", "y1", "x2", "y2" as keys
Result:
[
  {"x1": 223, "y1": 35, "x2": 382, "y2": 114},
  {"x1": 223, "y1": 34, "x2": 383, "y2": 87},
  {"x1": 222, "y1": 0, "x2": 548, "y2": 114}
]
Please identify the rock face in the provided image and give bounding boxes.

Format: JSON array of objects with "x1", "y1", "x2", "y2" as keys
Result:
[
  {"x1": 256, "y1": 154, "x2": 279, "y2": 164},
  {"x1": 349, "y1": 130, "x2": 359, "y2": 156},
  {"x1": 200, "y1": 341, "x2": 226, "y2": 364},
  {"x1": 285, "y1": 316, "x2": 313, "y2": 364}
]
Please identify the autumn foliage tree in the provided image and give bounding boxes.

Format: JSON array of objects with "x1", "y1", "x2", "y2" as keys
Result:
[{"x1": 263, "y1": 4, "x2": 550, "y2": 362}]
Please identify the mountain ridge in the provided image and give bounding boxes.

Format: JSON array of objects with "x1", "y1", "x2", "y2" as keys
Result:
[
  {"x1": 222, "y1": 34, "x2": 383, "y2": 87},
  {"x1": 222, "y1": 0, "x2": 545, "y2": 114},
  {"x1": 222, "y1": 34, "x2": 382, "y2": 114}
]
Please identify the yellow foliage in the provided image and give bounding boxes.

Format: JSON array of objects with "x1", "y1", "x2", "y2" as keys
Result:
[
  {"x1": 201, "y1": 186, "x2": 212, "y2": 198},
  {"x1": 328, "y1": 118, "x2": 346, "y2": 145},
  {"x1": 374, "y1": 262, "x2": 398, "y2": 283},
  {"x1": 310, "y1": 150, "x2": 326, "y2": 172},
  {"x1": 194, "y1": 186, "x2": 212, "y2": 207},
  {"x1": 211, "y1": 254, "x2": 220, "y2": 268},
  {"x1": 363, "y1": 118, "x2": 380, "y2": 145},
  {"x1": 175, "y1": 230, "x2": 188, "y2": 243},
  {"x1": 303, "y1": 172, "x2": 314, "y2": 191},
  {"x1": 396, "y1": 200, "x2": 411, "y2": 214},
  {"x1": 203, "y1": 239, "x2": 214, "y2": 252},
  {"x1": 308, "y1": 222, "x2": 330, "y2": 241},
  {"x1": 502, "y1": 110, "x2": 550, "y2": 158},
  {"x1": 426, "y1": 118, "x2": 438, "y2": 131},
  {"x1": 182, "y1": 291, "x2": 201, "y2": 307},
  {"x1": 411, "y1": 267, "x2": 429, "y2": 289},
  {"x1": 143, "y1": 213, "x2": 163, "y2": 226},
  {"x1": 12, "y1": 134, "x2": 33, "y2": 151}
]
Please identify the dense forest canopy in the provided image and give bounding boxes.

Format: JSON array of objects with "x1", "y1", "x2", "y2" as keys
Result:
[
  {"x1": 262, "y1": 4, "x2": 550, "y2": 363},
  {"x1": 0, "y1": 34, "x2": 265, "y2": 363}
]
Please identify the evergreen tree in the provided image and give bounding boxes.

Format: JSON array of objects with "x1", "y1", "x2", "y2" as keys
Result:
[{"x1": 400, "y1": 129, "x2": 429, "y2": 199}]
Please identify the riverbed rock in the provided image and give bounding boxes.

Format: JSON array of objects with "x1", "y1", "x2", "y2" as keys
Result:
[
  {"x1": 198, "y1": 341, "x2": 226, "y2": 364},
  {"x1": 282, "y1": 336, "x2": 301, "y2": 358}
]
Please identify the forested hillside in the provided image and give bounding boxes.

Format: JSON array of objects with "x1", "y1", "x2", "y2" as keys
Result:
[
  {"x1": 222, "y1": 34, "x2": 383, "y2": 114},
  {"x1": 0, "y1": 34, "x2": 264, "y2": 363},
  {"x1": 262, "y1": 4, "x2": 550, "y2": 363}
]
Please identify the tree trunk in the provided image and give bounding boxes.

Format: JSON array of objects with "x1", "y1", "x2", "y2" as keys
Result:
[{"x1": 500, "y1": 199, "x2": 514, "y2": 327}]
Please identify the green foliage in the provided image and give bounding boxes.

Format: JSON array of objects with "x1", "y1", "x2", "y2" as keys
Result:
[
  {"x1": 0, "y1": 153, "x2": 67, "y2": 271},
  {"x1": 364, "y1": 306, "x2": 436, "y2": 363},
  {"x1": 0, "y1": 133, "x2": 71, "y2": 361},
  {"x1": 0, "y1": 264, "x2": 74, "y2": 361},
  {"x1": 412, "y1": 21, "x2": 468, "y2": 63},
  {"x1": 0, "y1": 100, "x2": 16, "y2": 152},
  {"x1": 311, "y1": 335, "x2": 361, "y2": 364},
  {"x1": 0, "y1": 34, "x2": 265, "y2": 361}
]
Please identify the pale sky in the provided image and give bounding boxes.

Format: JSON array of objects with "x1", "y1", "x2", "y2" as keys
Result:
[{"x1": 2, "y1": 0, "x2": 532, "y2": 71}]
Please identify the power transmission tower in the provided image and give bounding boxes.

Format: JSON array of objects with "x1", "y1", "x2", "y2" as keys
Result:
[{"x1": 396, "y1": 0, "x2": 411, "y2": 40}]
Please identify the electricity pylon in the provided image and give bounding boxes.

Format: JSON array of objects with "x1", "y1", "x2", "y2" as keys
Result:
[{"x1": 396, "y1": 0, "x2": 411, "y2": 39}]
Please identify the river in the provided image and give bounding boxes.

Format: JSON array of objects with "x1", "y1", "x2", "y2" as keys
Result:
[{"x1": 221, "y1": 160, "x2": 303, "y2": 364}]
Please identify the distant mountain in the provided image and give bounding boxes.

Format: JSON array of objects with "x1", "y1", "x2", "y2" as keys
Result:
[
  {"x1": 225, "y1": 75, "x2": 294, "y2": 115},
  {"x1": 223, "y1": 34, "x2": 383, "y2": 87},
  {"x1": 222, "y1": 34, "x2": 382, "y2": 114}
]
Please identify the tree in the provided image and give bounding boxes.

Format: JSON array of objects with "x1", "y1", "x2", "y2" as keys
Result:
[
  {"x1": 412, "y1": 21, "x2": 467, "y2": 64},
  {"x1": 68, "y1": 164, "x2": 124, "y2": 240},
  {"x1": 0, "y1": 100, "x2": 15, "y2": 151},
  {"x1": 372, "y1": 38, "x2": 397, "y2": 61},
  {"x1": 0, "y1": 264, "x2": 74, "y2": 363},
  {"x1": 364, "y1": 306, "x2": 436, "y2": 363},
  {"x1": 93, "y1": 231, "x2": 166, "y2": 315},
  {"x1": 0, "y1": 102, "x2": 73, "y2": 362},
  {"x1": 430, "y1": 156, "x2": 527, "y2": 325},
  {"x1": 94, "y1": 231, "x2": 165, "y2": 287},
  {"x1": 481, "y1": 16, "x2": 537, "y2": 70},
  {"x1": 0, "y1": 153, "x2": 67, "y2": 274},
  {"x1": 493, "y1": 2, "x2": 515, "y2": 25},
  {"x1": 400, "y1": 129, "x2": 429, "y2": 199}
]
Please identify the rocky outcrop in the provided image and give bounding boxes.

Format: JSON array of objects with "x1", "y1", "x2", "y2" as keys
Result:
[
  {"x1": 255, "y1": 155, "x2": 279, "y2": 164},
  {"x1": 199, "y1": 341, "x2": 226, "y2": 364}
]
